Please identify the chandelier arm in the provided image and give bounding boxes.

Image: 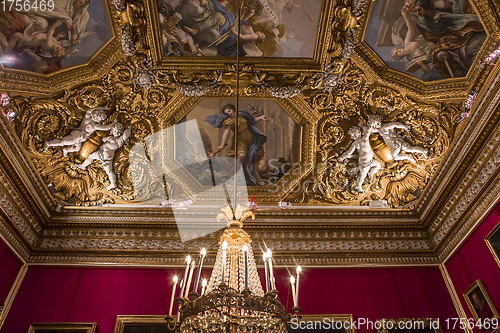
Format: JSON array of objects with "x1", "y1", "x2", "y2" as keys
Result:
[{"x1": 178, "y1": 284, "x2": 291, "y2": 323}]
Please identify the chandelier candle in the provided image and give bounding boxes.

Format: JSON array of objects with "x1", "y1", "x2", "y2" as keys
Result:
[
  {"x1": 184, "y1": 260, "x2": 196, "y2": 297},
  {"x1": 221, "y1": 240, "x2": 228, "y2": 284},
  {"x1": 290, "y1": 275, "x2": 297, "y2": 307},
  {"x1": 243, "y1": 244, "x2": 249, "y2": 289},
  {"x1": 201, "y1": 278, "x2": 207, "y2": 296},
  {"x1": 180, "y1": 255, "x2": 191, "y2": 297},
  {"x1": 296, "y1": 266, "x2": 302, "y2": 307},
  {"x1": 172, "y1": 205, "x2": 300, "y2": 332},
  {"x1": 263, "y1": 252, "x2": 270, "y2": 292},
  {"x1": 169, "y1": 275, "x2": 178, "y2": 316},
  {"x1": 193, "y1": 248, "x2": 206, "y2": 292},
  {"x1": 177, "y1": 278, "x2": 183, "y2": 322},
  {"x1": 267, "y1": 249, "x2": 275, "y2": 290}
]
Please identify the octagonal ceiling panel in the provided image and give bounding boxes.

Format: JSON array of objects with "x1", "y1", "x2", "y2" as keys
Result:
[
  {"x1": 156, "y1": 0, "x2": 323, "y2": 58},
  {"x1": 0, "y1": 0, "x2": 113, "y2": 74},
  {"x1": 177, "y1": 98, "x2": 300, "y2": 186},
  {"x1": 364, "y1": 0, "x2": 487, "y2": 81}
]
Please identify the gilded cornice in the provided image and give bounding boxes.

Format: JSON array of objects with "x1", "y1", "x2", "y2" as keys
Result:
[
  {"x1": 437, "y1": 172, "x2": 500, "y2": 262},
  {"x1": 418, "y1": 68, "x2": 500, "y2": 224}
]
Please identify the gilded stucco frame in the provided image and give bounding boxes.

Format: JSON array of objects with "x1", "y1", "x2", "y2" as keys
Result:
[
  {"x1": 356, "y1": 0, "x2": 500, "y2": 94},
  {"x1": 144, "y1": 0, "x2": 335, "y2": 70},
  {"x1": 156, "y1": 93, "x2": 319, "y2": 204},
  {"x1": 0, "y1": 0, "x2": 121, "y2": 94}
]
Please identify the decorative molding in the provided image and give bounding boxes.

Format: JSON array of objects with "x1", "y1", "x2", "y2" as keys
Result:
[
  {"x1": 418, "y1": 69, "x2": 500, "y2": 221},
  {"x1": 26, "y1": 252, "x2": 438, "y2": 266}
]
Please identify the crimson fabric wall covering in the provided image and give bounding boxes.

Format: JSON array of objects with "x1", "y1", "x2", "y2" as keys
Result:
[
  {"x1": 0, "y1": 238, "x2": 22, "y2": 304},
  {"x1": 445, "y1": 204, "x2": 500, "y2": 333},
  {"x1": 2, "y1": 265, "x2": 460, "y2": 333}
]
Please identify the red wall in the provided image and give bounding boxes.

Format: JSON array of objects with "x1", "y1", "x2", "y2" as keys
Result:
[
  {"x1": 0, "y1": 238, "x2": 22, "y2": 305},
  {"x1": 445, "y1": 204, "x2": 500, "y2": 333},
  {"x1": 2, "y1": 265, "x2": 460, "y2": 333}
]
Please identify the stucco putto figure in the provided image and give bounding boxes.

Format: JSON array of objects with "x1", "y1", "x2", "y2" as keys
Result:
[
  {"x1": 43, "y1": 106, "x2": 116, "y2": 157},
  {"x1": 362, "y1": 114, "x2": 428, "y2": 164},
  {"x1": 338, "y1": 126, "x2": 381, "y2": 193},
  {"x1": 76, "y1": 122, "x2": 132, "y2": 190}
]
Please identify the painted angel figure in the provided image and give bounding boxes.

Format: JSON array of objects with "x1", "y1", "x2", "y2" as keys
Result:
[
  {"x1": 391, "y1": 3, "x2": 434, "y2": 73},
  {"x1": 76, "y1": 122, "x2": 132, "y2": 190},
  {"x1": 204, "y1": 104, "x2": 268, "y2": 185},
  {"x1": 43, "y1": 106, "x2": 116, "y2": 157},
  {"x1": 338, "y1": 126, "x2": 381, "y2": 193},
  {"x1": 362, "y1": 114, "x2": 428, "y2": 164},
  {"x1": 19, "y1": 0, "x2": 92, "y2": 46},
  {"x1": 7, "y1": 20, "x2": 67, "y2": 60}
]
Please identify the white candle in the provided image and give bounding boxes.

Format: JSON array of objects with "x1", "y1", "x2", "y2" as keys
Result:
[
  {"x1": 263, "y1": 253, "x2": 270, "y2": 292},
  {"x1": 290, "y1": 275, "x2": 297, "y2": 307},
  {"x1": 221, "y1": 240, "x2": 228, "y2": 284},
  {"x1": 177, "y1": 278, "x2": 183, "y2": 322},
  {"x1": 193, "y1": 248, "x2": 206, "y2": 292},
  {"x1": 201, "y1": 278, "x2": 207, "y2": 296},
  {"x1": 180, "y1": 255, "x2": 191, "y2": 297},
  {"x1": 267, "y1": 249, "x2": 275, "y2": 290},
  {"x1": 169, "y1": 275, "x2": 178, "y2": 316},
  {"x1": 184, "y1": 260, "x2": 196, "y2": 297},
  {"x1": 296, "y1": 266, "x2": 302, "y2": 307},
  {"x1": 242, "y1": 245, "x2": 249, "y2": 289}
]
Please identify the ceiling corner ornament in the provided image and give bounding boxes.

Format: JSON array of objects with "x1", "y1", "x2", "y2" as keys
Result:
[
  {"x1": 133, "y1": 59, "x2": 169, "y2": 90},
  {"x1": 8, "y1": 58, "x2": 175, "y2": 206},
  {"x1": 115, "y1": 0, "x2": 148, "y2": 57},
  {"x1": 277, "y1": 60, "x2": 463, "y2": 208}
]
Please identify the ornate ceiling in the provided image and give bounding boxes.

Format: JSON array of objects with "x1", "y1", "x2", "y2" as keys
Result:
[{"x1": 0, "y1": 0, "x2": 500, "y2": 267}]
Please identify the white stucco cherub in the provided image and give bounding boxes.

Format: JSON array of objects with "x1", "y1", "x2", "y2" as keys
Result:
[
  {"x1": 43, "y1": 106, "x2": 117, "y2": 157},
  {"x1": 76, "y1": 122, "x2": 132, "y2": 190},
  {"x1": 361, "y1": 114, "x2": 428, "y2": 164},
  {"x1": 338, "y1": 126, "x2": 381, "y2": 193}
]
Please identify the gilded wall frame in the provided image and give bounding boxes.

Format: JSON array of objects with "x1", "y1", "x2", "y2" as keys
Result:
[
  {"x1": 485, "y1": 220, "x2": 500, "y2": 269},
  {"x1": 375, "y1": 318, "x2": 443, "y2": 333},
  {"x1": 114, "y1": 315, "x2": 172, "y2": 333},
  {"x1": 463, "y1": 279, "x2": 500, "y2": 324},
  {"x1": 27, "y1": 322, "x2": 97, "y2": 333}
]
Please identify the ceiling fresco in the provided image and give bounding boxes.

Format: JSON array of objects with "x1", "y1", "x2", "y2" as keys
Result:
[
  {"x1": 0, "y1": 0, "x2": 500, "y2": 266},
  {"x1": 156, "y1": 0, "x2": 323, "y2": 57},
  {"x1": 0, "y1": 0, "x2": 113, "y2": 74},
  {"x1": 178, "y1": 99, "x2": 301, "y2": 187},
  {"x1": 364, "y1": 0, "x2": 487, "y2": 81}
]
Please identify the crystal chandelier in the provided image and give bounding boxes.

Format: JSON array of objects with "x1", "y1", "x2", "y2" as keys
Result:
[
  {"x1": 166, "y1": 205, "x2": 302, "y2": 333},
  {"x1": 164, "y1": 10, "x2": 302, "y2": 332}
]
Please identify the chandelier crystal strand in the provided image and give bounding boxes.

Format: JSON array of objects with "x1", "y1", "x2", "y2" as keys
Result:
[
  {"x1": 205, "y1": 241, "x2": 225, "y2": 293},
  {"x1": 246, "y1": 241, "x2": 264, "y2": 296}
]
